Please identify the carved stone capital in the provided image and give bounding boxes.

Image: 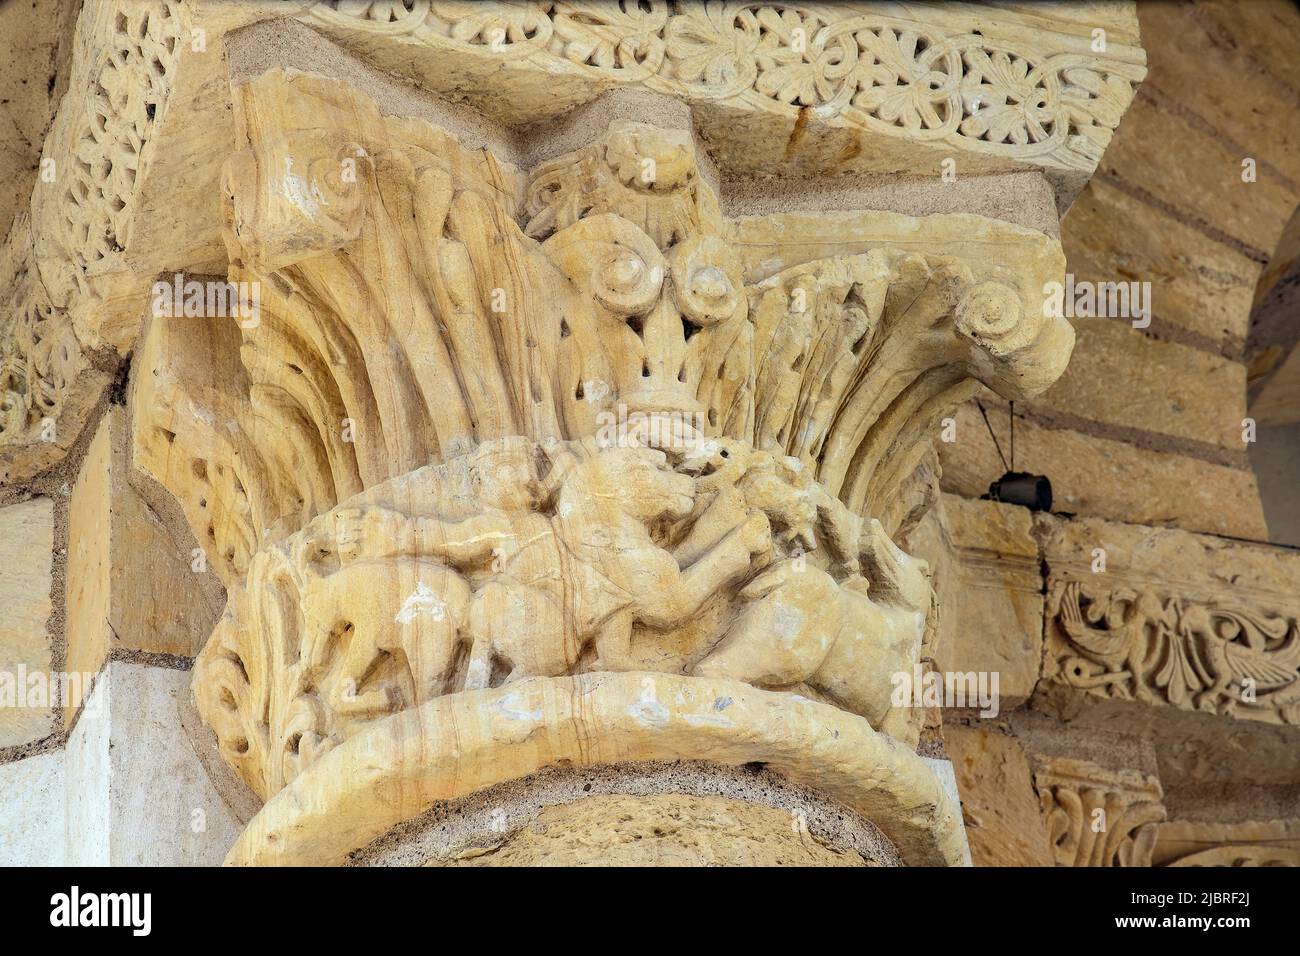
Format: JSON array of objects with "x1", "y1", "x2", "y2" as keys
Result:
[
  {"x1": 0, "y1": 4, "x2": 1124, "y2": 866},
  {"x1": 114, "y1": 39, "x2": 1087, "y2": 862}
]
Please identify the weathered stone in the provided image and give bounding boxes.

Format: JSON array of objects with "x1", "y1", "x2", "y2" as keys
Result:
[
  {"x1": 1031, "y1": 754, "x2": 1165, "y2": 867},
  {"x1": 0, "y1": 497, "x2": 55, "y2": 750},
  {"x1": 65, "y1": 661, "x2": 245, "y2": 866},
  {"x1": 0, "y1": 750, "x2": 65, "y2": 865},
  {"x1": 1033, "y1": 319, "x2": 1248, "y2": 451},
  {"x1": 939, "y1": 399, "x2": 1268, "y2": 540},
  {"x1": 65, "y1": 416, "x2": 112, "y2": 724},
  {"x1": 945, "y1": 725, "x2": 1055, "y2": 867},
  {"x1": 439, "y1": 793, "x2": 872, "y2": 867},
  {"x1": 1099, "y1": 93, "x2": 1299, "y2": 257},
  {"x1": 65, "y1": 407, "x2": 225, "y2": 725},
  {"x1": 0, "y1": 0, "x2": 77, "y2": 241},
  {"x1": 1149, "y1": 818, "x2": 1300, "y2": 867},
  {"x1": 1137, "y1": 1, "x2": 1300, "y2": 189},
  {"x1": 1038, "y1": 511, "x2": 1300, "y2": 725},
  {"x1": 2, "y1": 1, "x2": 1148, "y2": 869}
]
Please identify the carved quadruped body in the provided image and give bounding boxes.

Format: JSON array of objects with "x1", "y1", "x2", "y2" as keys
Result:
[{"x1": 128, "y1": 55, "x2": 1076, "y2": 864}]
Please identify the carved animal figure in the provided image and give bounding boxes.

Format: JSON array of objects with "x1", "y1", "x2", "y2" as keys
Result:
[
  {"x1": 321, "y1": 443, "x2": 770, "y2": 688},
  {"x1": 298, "y1": 558, "x2": 472, "y2": 718},
  {"x1": 692, "y1": 519, "x2": 932, "y2": 738},
  {"x1": 1057, "y1": 582, "x2": 1169, "y2": 703}
]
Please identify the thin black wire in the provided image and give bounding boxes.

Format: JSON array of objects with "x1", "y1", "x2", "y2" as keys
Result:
[
  {"x1": 1009, "y1": 399, "x2": 1016, "y2": 471},
  {"x1": 974, "y1": 399, "x2": 1009, "y2": 472}
]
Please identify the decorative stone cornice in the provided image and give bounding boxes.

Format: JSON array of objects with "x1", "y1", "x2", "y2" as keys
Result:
[
  {"x1": 3, "y1": 1, "x2": 1137, "y2": 486},
  {"x1": 1149, "y1": 819, "x2": 1300, "y2": 868},
  {"x1": 293, "y1": 0, "x2": 1144, "y2": 205}
]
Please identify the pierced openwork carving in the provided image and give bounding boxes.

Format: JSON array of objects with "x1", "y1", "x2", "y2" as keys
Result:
[
  {"x1": 0, "y1": 225, "x2": 82, "y2": 446},
  {"x1": 33, "y1": 0, "x2": 184, "y2": 306},
  {"x1": 305, "y1": 1, "x2": 1143, "y2": 177},
  {"x1": 1049, "y1": 581, "x2": 1300, "y2": 725}
]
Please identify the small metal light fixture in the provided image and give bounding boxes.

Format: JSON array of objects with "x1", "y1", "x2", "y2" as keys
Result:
[{"x1": 976, "y1": 399, "x2": 1054, "y2": 512}]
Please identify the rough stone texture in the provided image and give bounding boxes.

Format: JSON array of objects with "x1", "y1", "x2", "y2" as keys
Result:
[
  {"x1": 0, "y1": 496, "x2": 55, "y2": 749},
  {"x1": 1035, "y1": 318, "x2": 1248, "y2": 451},
  {"x1": 0, "y1": 0, "x2": 78, "y2": 240},
  {"x1": 65, "y1": 416, "x2": 112, "y2": 724},
  {"x1": 228, "y1": 673, "x2": 968, "y2": 867},
  {"x1": 1136, "y1": 1, "x2": 1300, "y2": 190},
  {"x1": 440, "y1": 793, "x2": 869, "y2": 867},
  {"x1": 1062, "y1": 178, "x2": 1261, "y2": 350},
  {"x1": 0, "y1": 750, "x2": 65, "y2": 866},
  {"x1": 938, "y1": 400, "x2": 1268, "y2": 540},
  {"x1": 1150, "y1": 819, "x2": 1300, "y2": 867},
  {"x1": 945, "y1": 725, "x2": 1055, "y2": 867},
  {"x1": 352, "y1": 759, "x2": 899, "y2": 866},
  {"x1": 1099, "y1": 91, "x2": 1299, "y2": 259},
  {"x1": 3, "y1": 662, "x2": 244, "y2": 866}
]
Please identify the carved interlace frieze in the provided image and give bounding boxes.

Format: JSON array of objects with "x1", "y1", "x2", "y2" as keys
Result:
[
  {"x1": 1047, "y1": 580, "x2": 1300, "y2": 725},
  {"x1": 33, "y1": 0, "x2": 184, "y2": 308},
  {"x1": 0, "y1": 216, "x2": 104, "y2": 483},
  {"x1": 304, "y1": 1, "x2": 1144, "y2": 178}
]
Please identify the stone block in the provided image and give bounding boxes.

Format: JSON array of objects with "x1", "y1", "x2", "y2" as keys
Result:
[
  {"x1": 0, "y1": 750, "x2": 65, "y2": 865},
  {"x1": 0, "y1": 497, "x2": 55, "y2": 750},
  {"x1": 65, "y1": 418, "x2": 112, "y2": 724},
  {"x1": 66, "y1": 661, "x2": 244, "y2": 866},
  {"x1": 1037, "y1": 512, "x2": 1300, "y2": 725},
  {"x1": 938, "y1": 400, "x2": 1268, "y2": 539},
  {"x1": 1149, "y1": 818, "x2": 1300, "y2": 867},
  {"x1": 1100, "y1": 93, "x2": 1298, "y2": 256},
  {"x1": 64, "y1": 407, "x2": 225, "y2": 725},
  {"x1": 944, "y1": 725, "x2": 1055, "y2": 867},
  {"x1": 1035, "y1": 319, "x2": 1247, "y2": 451},
  {"x1": 1062, "y1": 178, "x2": 1261, "y2": 349},
  {"x1": 1137, "y1": 1, "x2": 1300, "y2": 188},
  {"x1": 911, "y1": 494, "x2": 1044, "y2": 708}
]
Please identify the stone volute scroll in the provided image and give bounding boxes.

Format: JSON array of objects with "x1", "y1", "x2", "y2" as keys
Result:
[{"x1": 126, "y1": 22, "x2": 1077, "y2": 867}]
